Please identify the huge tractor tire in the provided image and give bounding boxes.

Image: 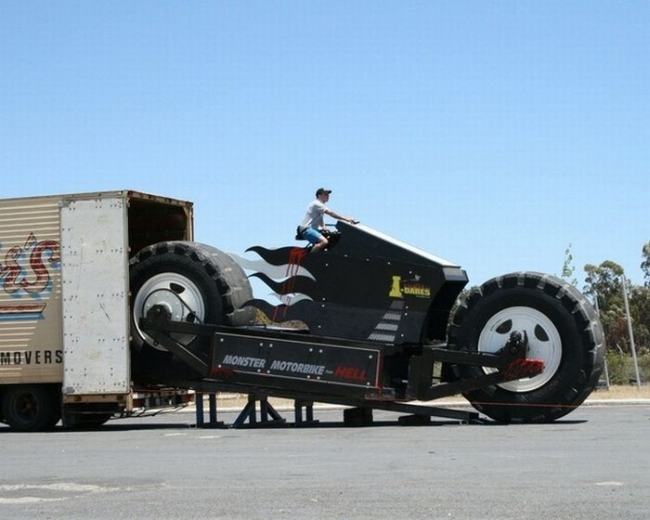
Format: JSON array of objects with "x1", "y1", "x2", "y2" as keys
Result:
[
  {"x1": 447, "y1": 272, "x2": 604, "y2": 423},
  {"x1": 1, "y1": 385, "x2": 61, "y2": 432},
  {"x1": 129, "y1": 241, "x2": 254, "y2": 383}
]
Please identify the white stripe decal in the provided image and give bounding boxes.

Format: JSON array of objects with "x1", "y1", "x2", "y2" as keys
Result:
[
  {"x1": 368, "y1": 333, "x2": 396, "y2": 342},
  {"x1": 376, "y1": 323, "x2": 398, "y2": 332}
]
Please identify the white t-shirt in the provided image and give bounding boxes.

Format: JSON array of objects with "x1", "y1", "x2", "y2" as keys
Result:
[{"x1": 300, "y1": 199, "x2": 328, "y2": 229}]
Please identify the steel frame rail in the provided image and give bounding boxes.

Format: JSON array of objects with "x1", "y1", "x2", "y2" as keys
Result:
[{"x1": 140, "y1": 307, "x2": 540, "y2": 427}]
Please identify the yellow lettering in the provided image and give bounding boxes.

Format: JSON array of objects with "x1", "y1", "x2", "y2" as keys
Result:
[
  {"x1": 403, "y1": 285, "x2": 431, "y2": 297},
  {"x1": 389, "y1": 276, "x2": 403, "y2": 298}
]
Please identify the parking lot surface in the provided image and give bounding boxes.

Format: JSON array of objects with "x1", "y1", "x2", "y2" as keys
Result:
[{"x1": 1, "y1": 405, "x2": 649, "y2": 519}]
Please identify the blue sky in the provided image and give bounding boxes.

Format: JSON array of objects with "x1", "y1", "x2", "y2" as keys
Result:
[{"x1": 1, "y1": 1, "x2": 648, "y2": 287}]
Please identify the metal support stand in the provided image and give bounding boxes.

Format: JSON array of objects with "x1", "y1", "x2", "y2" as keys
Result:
[
  {"x1": 294, "y1": 400, "x2": 319, "y2": 426},
  {"x1": 232, "y1": 395, "x2": 286, "y2": 429},
  {"x1": 343, "y1": 407, "x2": 374, "y2": 427},
  {"x1": 195, "y1": 392, "x2": 224, "y2": 428},
  {"x1": 397, "y1": 414, "x2": 432, "y2": 426}
]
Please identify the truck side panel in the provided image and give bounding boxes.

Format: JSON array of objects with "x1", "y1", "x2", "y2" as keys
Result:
[
  {"x1": 0, "y1": 197, "x2": 64, "y2": 384},
  {"x1": 61, "y1": 196, "x2": 130, "y2": 395}
]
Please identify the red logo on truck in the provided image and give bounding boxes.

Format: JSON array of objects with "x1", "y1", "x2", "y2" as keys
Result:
[{"x1": 0, "y1": 234, "x2": 60, "y2": 319}]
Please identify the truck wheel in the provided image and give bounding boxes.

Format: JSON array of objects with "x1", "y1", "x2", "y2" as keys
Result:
[
  {"x1": 129, "y1": 242, "x2": 254, "y2": 380},
  {"x1": 447, "y1": 272, "x2": 604, "y2": 423},
  {"x1": 1, "y1": 385, "x2": 60, "y2": 432}
]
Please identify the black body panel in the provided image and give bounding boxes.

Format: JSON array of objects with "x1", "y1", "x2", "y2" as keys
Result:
[
  {"x1": 211, "y1": 331, "x2": 382, "y2": 390},
  {"x1": 243, "y1": 222, "x2": 468, "y2": 345}
]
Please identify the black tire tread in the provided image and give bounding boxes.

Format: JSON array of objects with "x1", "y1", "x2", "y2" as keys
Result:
[
  {"x1": 129, "y1": 241, "x2": 254, "y2": 327},
  {"x1": 128, "y1": 241, "x2": 254, "y2": 384},
  {"x1": 448, "y1": 271, "x2": 604, "y2": 423},
  {"x1": 1, "y1": 384, "x2": 60, "y2": 432}
]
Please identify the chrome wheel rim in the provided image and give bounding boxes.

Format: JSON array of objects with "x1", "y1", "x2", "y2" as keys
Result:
[
  {"x1": 133, "y1": 273, "x2": 206, "y2": 351},
  {"x1": 478, "y1": 306, "x2": 562, "y2": 392}
]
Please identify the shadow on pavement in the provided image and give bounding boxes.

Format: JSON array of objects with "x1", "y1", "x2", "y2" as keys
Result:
[{"x1": 0, "y1": 414, "x2": 588, "y2": 433}]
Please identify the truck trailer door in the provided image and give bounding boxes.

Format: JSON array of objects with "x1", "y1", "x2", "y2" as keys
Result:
[{"x1": 60, "y1": 195, "x2": 130, "y2": 396}]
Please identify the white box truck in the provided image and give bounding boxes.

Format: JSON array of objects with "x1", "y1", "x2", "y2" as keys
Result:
[{"x1": 0, "y1": 191, "x2": 194, "y2": 429}]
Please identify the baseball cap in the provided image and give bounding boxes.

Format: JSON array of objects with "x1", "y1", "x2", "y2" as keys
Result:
[{"x1": 316, "y1": 188, "x2": 332, "y2": 196}]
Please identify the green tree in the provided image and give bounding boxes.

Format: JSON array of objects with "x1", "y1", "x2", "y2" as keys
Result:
[
  {"x1": 631, "y1": 241, "x2": 650, "y2": 354},
  {"x1": 629, "y1": 285, "x2": 650, "y2": 353},
  {"x1": 583, "y1": 260, "x2": 624, "y2": 306},
  {"x1": 583, "y1": 254, "x2": 650, "y2": 358},
  {"x1": 560, "y1": 243, "x2": 578, "y2": 287},
  {"x1": 642, "y1": 241, "x2": 650, "y2": 287},
  {"x1": 583, "y1": 261, "x2": 628, "y2": 352}
]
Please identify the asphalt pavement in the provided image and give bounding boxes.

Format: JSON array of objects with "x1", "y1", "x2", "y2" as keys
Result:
[{"x1": 1, "y1": 404, "x2": 649, "y2": 520}]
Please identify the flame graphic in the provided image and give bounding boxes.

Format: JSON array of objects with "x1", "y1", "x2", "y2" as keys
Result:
[
  {"x1": 269, "y1": 293, "x2": 313, "y2": 305},
  {"x1": 249, "y1": 272, "x2": 316, "y2": 296},
  {"x1": 228, "y1": 252, "x2": 315, "y2": 281},
  {"x1": 244, "y1": 246, "x2": 300, "y2": 266},
  {"x1": 243, "y1": 298, "x2": 313, "y2": 324},
  {"x1": 230, "y1": 245, "x2": 319, "y2": 326}
]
